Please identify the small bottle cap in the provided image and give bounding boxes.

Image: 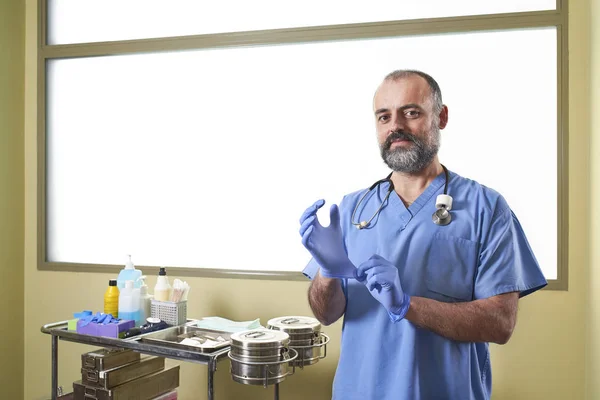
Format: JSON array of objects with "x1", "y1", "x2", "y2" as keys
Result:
[
  {"x1": 159, "y1": 267, "x2": 167, "y2": 276},
  {"x1": 109, "y1": 279, "x2": 117, "y2": 286}
]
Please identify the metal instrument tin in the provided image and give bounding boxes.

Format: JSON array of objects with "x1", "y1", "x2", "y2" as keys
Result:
[
  {"x1": 73, "y1": 365, "x2": 179, "y2": 400},
  {"x1": 267, "y1": 316, "x2": 329, "y2": 367},
  {"x1": 81, "y1": 356, "x2": 165, "y2": 389},
  {"x1": 228, "y1": 329, "x2": 297, "y2": 387},
  {"x1": 81, "y1": 348, "x2": 140, "y2": 372}
]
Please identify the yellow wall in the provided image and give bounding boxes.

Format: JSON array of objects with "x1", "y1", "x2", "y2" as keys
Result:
[
  {"x1": 20, "y1": 1, "x2": 593, "y2": 400},
  {"x1": 0, "y1": 0, "x2": 25, "y2": 398},
  {"x1": 587, "y1": 0, "x2": 599, "y2": 397}
]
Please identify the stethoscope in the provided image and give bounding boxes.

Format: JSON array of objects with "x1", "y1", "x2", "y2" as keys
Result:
[{"x1": 351, "y1": 165, "x2": 453, "y2": 229}]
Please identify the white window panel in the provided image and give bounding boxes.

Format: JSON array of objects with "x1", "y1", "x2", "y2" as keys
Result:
[
  {"x1": 47, "y1": 0, "x2": 556, "y2": 45},
  {"x1": 46, "y1": 27, "x2": 557, "y2": 278}
]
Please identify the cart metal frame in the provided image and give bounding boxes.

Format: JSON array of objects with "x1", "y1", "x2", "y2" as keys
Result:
[{"x1": 41, "y1": 321, "x2": 230, "y2": 400}]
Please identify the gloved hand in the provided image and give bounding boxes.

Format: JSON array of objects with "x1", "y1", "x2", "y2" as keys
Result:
[
  {"x1": 356, "y1": 254, "x2": 411, "y2": 321},
  {"x1": 299, "y1": 199, "x2": 356, "y2": 279}
]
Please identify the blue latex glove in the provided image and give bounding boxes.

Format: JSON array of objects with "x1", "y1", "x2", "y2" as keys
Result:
[
  {"x1": 101, "y1": 314, "x2": 117, "y2": 325},
  {"x1": 74, "y1": 310, "x2": 93, "y2": 319},
  {"x1": 79, "y1": 314, "x2": 95, "y2": 327},
  {"x1": 299, "y1": 199, "x2": 356, "y2": 279},
  {"x1": 356, "y1": 255, "x2": 411, "y2": 321},
  {"x1": 96, "y1": 312, "x2": 109, "y2": 324},
  {"x1": 79, "y1": 312, "x2": 118, "y2": 327}
]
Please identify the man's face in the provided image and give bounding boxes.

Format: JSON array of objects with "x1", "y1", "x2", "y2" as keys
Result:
[{"x1": 373, "y1": 76, "x2": 442, "y2": 173}]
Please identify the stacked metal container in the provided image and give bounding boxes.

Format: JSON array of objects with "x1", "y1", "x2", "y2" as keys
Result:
[
  {"x1": 228, "y1": 329, "x2": 298, "y2": 387},
  {"x1": 73, "y1": 348, "x2": 180, "y2": 400},
  {"x1": 267, "y1": 316, "x2": 329, "y2": 368}
]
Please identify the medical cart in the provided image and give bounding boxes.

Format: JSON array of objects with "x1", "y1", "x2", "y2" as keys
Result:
[{"x1": 41, "y1": 320, "x2": 229, "y2": 400}]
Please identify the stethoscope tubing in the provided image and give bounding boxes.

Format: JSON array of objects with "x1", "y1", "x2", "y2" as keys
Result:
[{"x1": 351, "y1": 165, "x2": 450, "y2": 229}]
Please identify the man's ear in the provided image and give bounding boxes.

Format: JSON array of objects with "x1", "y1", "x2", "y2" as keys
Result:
[{"x1": 438, "y1": 105, "x2": 449, "y2": 129}]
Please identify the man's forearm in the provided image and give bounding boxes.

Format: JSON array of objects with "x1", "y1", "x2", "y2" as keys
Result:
[
  {"x1": 404, "y1": 292, "x2": 518, "y2": 344},
  {"x1": 308, "y1": 271, "x2": 346, "y2": 326}
]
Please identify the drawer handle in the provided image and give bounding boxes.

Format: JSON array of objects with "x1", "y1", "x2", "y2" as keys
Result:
[
  {"x1": 86, "y1": 370, "x2": 98, "y2": 382},
  {"x1": 83, "y1": 357, "x2": 95, "y2": 368}
]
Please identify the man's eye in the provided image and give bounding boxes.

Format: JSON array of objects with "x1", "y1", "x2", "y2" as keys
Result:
[
  {"x1": 378, "y1": 115, "x2": 390, "y2": 122},
  {"x1": 405, "y1": 110, "x2": 420, "y2": 118}
]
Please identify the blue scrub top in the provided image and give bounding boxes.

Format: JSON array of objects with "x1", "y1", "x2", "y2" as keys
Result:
[{"x1": 303, "y1": 169, "x2": 547, "y2": 400}]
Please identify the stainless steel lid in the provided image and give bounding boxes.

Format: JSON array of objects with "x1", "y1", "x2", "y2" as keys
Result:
[
  {"x1": 230, "y1": 329, "x2": 289, "y2": 349},
  {"x1": 267, "y1": 316, "x2": 321, "y2": 334}
]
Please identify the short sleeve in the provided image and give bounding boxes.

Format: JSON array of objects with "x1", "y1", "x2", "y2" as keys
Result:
[
  {"x1": 474, "y1": 200, "x2": 547, "y2": 299},
  {"x1": 302, "y1": 258, "x2": 320, "y2": 280}
]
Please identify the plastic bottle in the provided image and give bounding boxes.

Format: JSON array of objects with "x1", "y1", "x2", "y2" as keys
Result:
[
  {"x1": 117, "y1": 255, "x2": 142, "y2": 290},
  {"x1": 154, "y1": 267, "x2": 172, "y2": 302},
  {"x1": 138, "y1": 276, "x2": 153, "y2": 325},
  {"x1": 118, "y1": 280, "x2": 142, "y2": 326},
  {"x1": 103, "y1": 279, "x2": 120, "y2": 318}
]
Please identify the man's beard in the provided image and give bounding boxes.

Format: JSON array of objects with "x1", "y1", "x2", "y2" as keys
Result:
[{"x1": 379, "y1": 127, "x2": 440, "y2": 173}]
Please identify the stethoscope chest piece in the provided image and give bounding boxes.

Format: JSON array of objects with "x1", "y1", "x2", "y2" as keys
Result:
[
  {"x1": 432, "y1": 194, "x2": 453, "y2": 226},
  {"x1": 432, "y1": 208, "x2": 452, "y2": 226}
]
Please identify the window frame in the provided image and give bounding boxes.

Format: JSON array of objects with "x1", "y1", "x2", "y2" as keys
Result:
[{"x1": 37, "y1": 0, "x2": 569, "y2": 289}]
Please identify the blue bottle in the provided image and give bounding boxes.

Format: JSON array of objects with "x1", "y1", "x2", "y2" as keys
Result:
[{"x1": 117, "y1": 255, "x2": 142, "y2": 290}]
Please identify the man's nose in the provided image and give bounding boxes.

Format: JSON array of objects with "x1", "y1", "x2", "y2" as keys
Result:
[{"x1": 389, "y1": 113, "x2": 405, "y2": 133}]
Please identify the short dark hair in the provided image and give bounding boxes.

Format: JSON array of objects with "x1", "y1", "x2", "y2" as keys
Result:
[{"x1": 384, "y1": 70, "x2": 443, "y2": 114}]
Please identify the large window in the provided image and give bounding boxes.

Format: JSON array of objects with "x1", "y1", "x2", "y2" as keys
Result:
[
  {"x1": 40, "y1": 1, "x2": 568, "y2": 289},
  {"x1": 47, "y1": 0, "x2": 556, "y2": 44}
]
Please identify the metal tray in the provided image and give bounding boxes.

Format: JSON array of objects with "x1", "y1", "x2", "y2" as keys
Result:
[
  {"x1": 81, "y1": 356, "x2": 165, "y2": 389},
  {"x1": 81, "y1": 348, "x2": 140, "y2": 372},
  {"x1": 140, "y1": 326, "x2": 231, "y2": 353},
  {"x1": 73, "y1": 366, "x2": 179, "y2": 400}
]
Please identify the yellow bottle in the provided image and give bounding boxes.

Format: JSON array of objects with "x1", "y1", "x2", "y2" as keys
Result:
[{"x1": 104, "y1": 279, "x2": 120, "y2": 318}]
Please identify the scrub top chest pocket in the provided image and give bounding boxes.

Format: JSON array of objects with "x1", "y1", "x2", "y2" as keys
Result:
[{"x1": 425, "y1": 233, "x2": 479, "y2": 302}]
